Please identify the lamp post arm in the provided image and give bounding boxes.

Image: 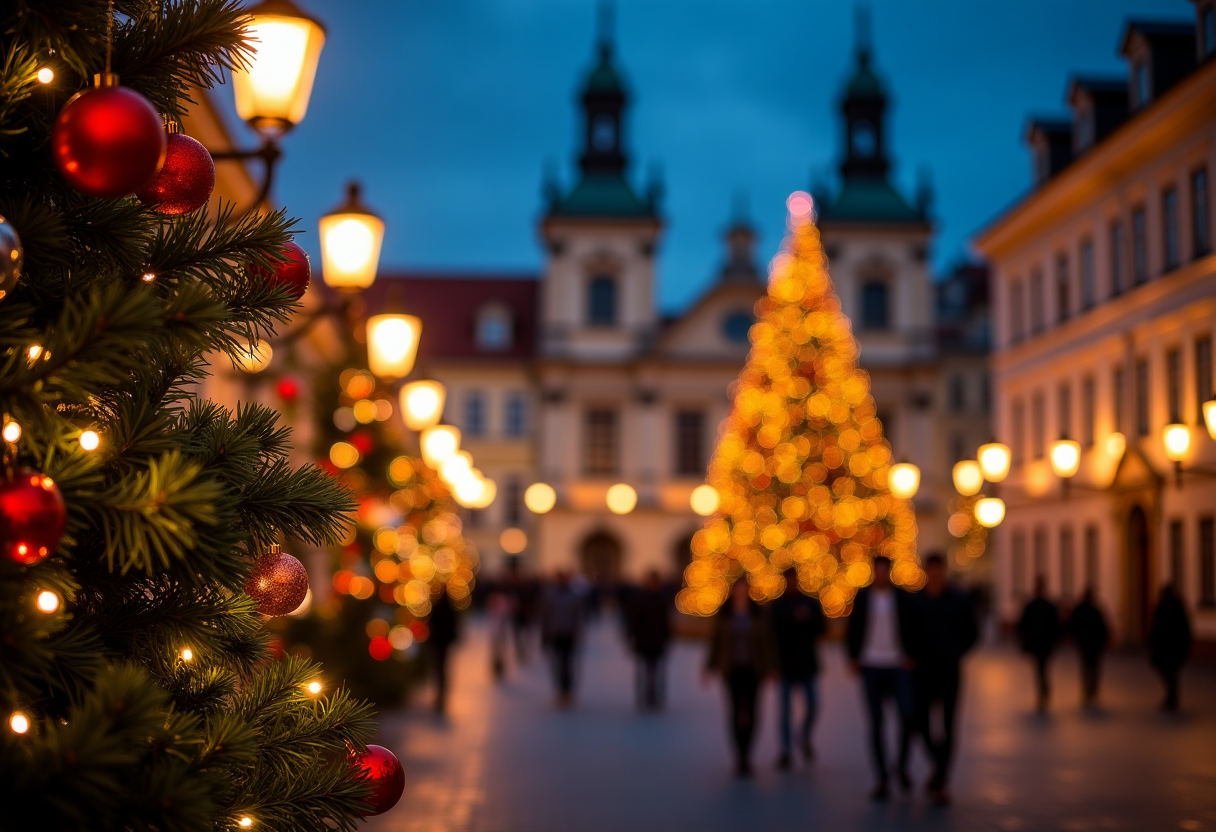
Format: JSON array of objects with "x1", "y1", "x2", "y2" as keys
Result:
[{"x1": 208, "y1": 138, "x2": 283, "y2": 220}]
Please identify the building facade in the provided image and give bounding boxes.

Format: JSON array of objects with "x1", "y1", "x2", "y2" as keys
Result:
[{"x1": 975, "y1": 5, "x2": 1216, "y2": 646}]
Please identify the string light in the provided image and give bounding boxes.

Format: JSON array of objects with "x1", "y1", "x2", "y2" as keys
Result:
[
  {"x1": 35, "y1": 590, "x2": 60, "y2": 613},
  {"x1": 1, "y1": 420, "x2": 20, "y2": 442},
  {"x1": 181, "y1": 647, "x2": 194, "y2": 661},
  {"x1": 238, "y1": 818, "x2": 253, "y2": 828},
  {"x1": 27, "y1": 345, "x2": 42, "y2": 361},
  {"x1": 9, "y1": 712, "x2": 29, "y2": 734},
  {"x1": 142, "y1": 272, "x2": 156, "y2": 282},
  {"x1": 79, "y1": 430, "x2": 100, "y2": 451},
  {"x1": 37, "y1": 66, "x2": 54, "y2": 83},
  {"x1": 306, "y1": 681, "x2": 322, "y2": 695}
]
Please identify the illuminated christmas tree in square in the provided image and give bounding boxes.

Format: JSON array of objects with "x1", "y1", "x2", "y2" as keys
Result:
[{"x1": 678, "y1": 193, "x2": 922, "y2": 618}]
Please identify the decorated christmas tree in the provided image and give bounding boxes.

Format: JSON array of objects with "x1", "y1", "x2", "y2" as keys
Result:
[
  {"x1": 678, "y1": 193, "x2": 922, "y2": 618},
  {"x1": 0, "y1": 2, "x2": 403, "y2": 828}
]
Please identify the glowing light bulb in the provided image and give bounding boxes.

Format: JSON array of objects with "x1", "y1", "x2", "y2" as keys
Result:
[
  {"x1": 400, "y1": 379, "x2": 446, "y2": 431},
  {"x1": 306, "y1": 681, "x2": 322, "y2": 695},
  {"x1": 27, "y1": 344, "x2": 42, "y2": 361},
  {"x1": 37, "y1": 67, "x2": 54, "y2": 84},
  {"x1": 142, "y1": 272, "x2": 156, "y2": 282},
  {"x1": 420, "y1": 425, "x2": 460, "y2": 469},
  {"x1": 1106, "y1": 431, "x2": 1127, "y2": 460},
  {"x1": 1162, "y1": 423, "x2": 1191, "y2": 462},
  {"x1": 977, "y1": 442, "x2": 1011, "y2": 482},
  {"x1": 689, "y1": 484, "x2": 720, "y2": 516},
  {"x1": 888, "y1": 463, "x2": 920, "y2": 500},
  {"x1": 238, "y1": 818, "x2": 254, "y2": 829},
  {"x1": 9, "y1": 712, "x2": 29, "y2": 734},
  {"x1": 1204, "y1": 400, "x2": 1216, "y2": 440},
  {"x1": 79, "y1": 430, "x2": 100, "y2": 451},
  {"x1": 952, "y1": 460, "x2": 984, "y2": 497},
  {"x1": 181, "y1": 647, "x2": 194, "y2": 661},
  {"x1": 606, "y1": 483, "x2": 638, "y2": 515},
  {"x1": 366, "y1": 314, "x2": 421, "y2": 379},
  {"x1": 499, "y1": 527, "x2": 528, "y2": 554},
  {"x1": 35, "y1": 590, "x2": 60, "y2": 613},
  {"x1": 974, "y1": 497, "x2": 1006, "y2": 528},
  {"x1": 2, "y1": 420, "x2": 20, "y2": 443},
  {"x1": 524, "y1": 482, "x2": 557, "y2": 514},
  {"x1": 1049, "y1": 439, "x2": 1081, "y2": 479}
]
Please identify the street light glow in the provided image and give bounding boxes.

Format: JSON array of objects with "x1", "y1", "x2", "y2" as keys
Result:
[
  {"x1": 524, "y1": 482, "x2": 557, "y2": 514},
  {"x1": 887, "y1": 462, "x2": 920, "y2": 500},
  {"x1": 689, "y1": 484, "x2": 720, "y2": 516},
  {"x1": 952, "y1": 460, "x2": 984, "y2": 496},
  {"x1": 977, "y1": 442, "x2": 1011, "y2": 482},
  {"x1": 1204, "y1": 400, "x2": 1216, "y2": 440},
  {"x1": 400, "y1": 379, "x2": 446, "y2": 430},
  {"x1": 974, "y1": 497, "x2": 1006, "y2": 528},
  {"x1": 1049, "y1": 439, "x2": 1081, "y2": 479},
  {"x1": 366, "y1": 314, "x2": 421, "y2": 379},
  {"x1": 231, "y1": 0, "x2": 326, "y2": 135},
  {"x1": 1162, "y1": 423, "x2": 1191, "y2": 462},
  {"x1": 320, "y1": 183, "x2": 384, "y2": 290},
  {"x1": 420, "y1": 425, "x2": 460, "y2": 469},
  {"x1": 606, "y1": 483, "x2": 637, "y2": 514}
]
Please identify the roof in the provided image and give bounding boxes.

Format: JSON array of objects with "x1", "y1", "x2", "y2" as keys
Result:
[
  {"x1": 818, "y1": 177, "x2": 925, "y2": 225},
  {"x1": 585, "y1": 44, "x2": 625, "y2": 95},
  {"x1": 1067, "y1": 75, "x2": 1128, "y2": 100},
  {"x1": 548, "y1": 172, "x2": 654, "y2": 219},
  {"x1": 1025, "y1": 117, "x2": 1072, "y2": 139},
  {"x1": 845, "y1": 50, "x2": 886, "y2": 100},
  {"x1": 358, "y1": 273, "x2": 540, "y2": 361}
]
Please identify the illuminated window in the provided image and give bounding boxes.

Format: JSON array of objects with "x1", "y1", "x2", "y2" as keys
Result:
[
  {"x1": 476, "y1": 304, "x2": 512, "y2": 351},
  {"x1": 505, "y1": 392, "x2": 528, "y2": 437},
  {"x1": 464, "y1": 391, "x2": 487, "y2": 437},
  {"x1": 587, "y1": 276, "x2": 617, "y2": 326}
]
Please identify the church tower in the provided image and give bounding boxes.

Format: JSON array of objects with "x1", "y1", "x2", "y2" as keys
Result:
[{"x1": 539, "y1": 12, "x2": 662, "y2": 361}]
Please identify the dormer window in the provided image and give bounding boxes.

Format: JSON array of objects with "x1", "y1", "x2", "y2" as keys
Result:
[
  {"x1": 852, "y1": 120, "x2": 876, "y2": 158},
  {"x1": 1131, "y1": 60, "x2": 1150, "y2": 109},
  {"x1": 587, "y1": 275, "x2": 617, "y2": 326},
  {"x1": 1034, "y1": 145, "x2": 1050, "y2": 186},
  {"x1": 591, "y1": 114, "x2": 616, "y2": 151},
  {"x1": 1075, "y1": 107, "x2": 1094, "y2": 152},
  {"x1": 475, "y1": 303, "x2": 513, "y2": 351}
]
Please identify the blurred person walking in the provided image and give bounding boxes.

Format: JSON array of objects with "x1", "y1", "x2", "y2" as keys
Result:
[
  {"x1": 910, "y1": 554, "x2": 978, "y2": 806},
  {"x1": 1148, "y1": 584, "x2": 1192, "y2": 713},
  {"x1": 504, "y1": 561, "x2": 537, "y2": 664},
  {"x1": 771, "y1": 569, "x2": 826, "y2": 769},
  {"x1": 428, "y1": 589, "x2": 461, "y2": 714},
  {"x1": 846, "y1": 556, "x2": 918, "y2": 801},
  {"x1": 705, "y1": 580, "x2": 776, "y2": 777},
  {"x1": 1017, "y1": 576, "x2": 1061, "y2": 713},
  {"x1": 626, "y1": 570, "x2": 672, "y2": 710},
  {"x1": 486, "y1": 579, "x2": 514, "y2": 680},
  {"x1": 540, "y1": 570, "x2": 583, "y2": 707},
  {"x1": 1068, "y1": 588, "x2": 1109, "y2": 707}
]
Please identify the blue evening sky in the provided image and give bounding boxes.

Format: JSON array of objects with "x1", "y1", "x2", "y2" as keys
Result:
[{"x1": 215, "y1": 0, "x2": 1192, "y2": 312}]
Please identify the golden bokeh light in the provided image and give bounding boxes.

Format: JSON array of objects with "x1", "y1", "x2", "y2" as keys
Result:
[
  {"x1": 974, "y1": 497, "x2": 1006, "y2": 528},
  {"x1": 977, "y1": 441, "x2": 1011, "y2": 482},
  {"x1": 401, "y1": 379, "x2": 446, "y2": 431},
  {"x1": 35, "y1": 590, "x2": 60, "y2": 613},
  {"x1": 524, "y1": 482, "x2": 557, "y2": 514},
  {"x1": 79, "y1": 430, "x2": 100, "y2": 451},
  {"x1": 329, "y1": 441, "x2": 360, "y2": 469},
  {"x1": 1049, "y1": 439, "x2": 1081, "y2": 479},
  {"x1": 420, "y1": 425, "x2": 460, "y2": 468},
  {"x1": 606, "y1": 483, "x2": 638, "y2": 515},
  {"x1": 2, "y1": 420, "x2": 20, "y2": 443},
  {"x1": 1162, "y1": 423, "x2": 1191, "y2": 462},
  {"x1": 951, "y1": 460, "x2": 983, "y2": 496},
  {"x1": 9, "y1": 711, "x2": 29, "y2": 734},
  {"x1": 499, "y1": 527, "x2": 528, "y2": 554},
  {"x1": 690, "y1": 484, "x2": 721, "y2": 516}
]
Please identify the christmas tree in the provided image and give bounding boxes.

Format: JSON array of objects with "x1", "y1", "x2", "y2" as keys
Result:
[
  {"x1": 0, "y1": 2, "x2": 401, "y2": 828},
  {"x1": 678, "y1": 193, "x2": 922, "y2": 618}
]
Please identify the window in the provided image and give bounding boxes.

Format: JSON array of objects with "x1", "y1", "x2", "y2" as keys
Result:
[
  {"x1": 861, "y1": 280, "x2": 889, "y2": 329},
  {"x1": 1011, "y1": 398, "x2": 1025, "y2": 465},
  {"x1": 475, "y1": 304, "x2": 512, "y2": 351},
  {"x1": 1132, "y1": 206, "x2": 1147, "y2": 284},
  {"x1": 1167, "y1": 349, "x2": 1182, "y2": 423},
  {"x1": 1201, "y1": 516, "x2": 1216, "y2": 606},
  {"x1": 1196, "y1": 336, "x2": 1213, "y2": 419},
  {"x1": 1080, "y1": 238, "x2": 1095, "y2": 309},
  {"x1": 1029, "y1": 268, "x2": 1045, "y2": 332},
  {"x1": 949, "y1": 433, "x2": 967, "y2": 469},
  {"x1": 464, "y1": 392, "x2": 487, "y2": 436},
  {"x1": 1055, "y1": 253, "x2": 1070, "y2": 323},
  {"x1": 1114, "y1": 366, "x2": 1126, "y2": 434},
  {"x1": 852, "y1": 121, "x2": 877, "y2": 157},
  {"x1": 583, "y1": 408, "x2": 618, "y2": 475},
  {"x1": 1163, "y1": 186, "x2": 1180, "y2": 271},
  {"x1": 1012, "y1": 528, "x2": 1027, "y2": 598},
  {"x1": 1058, "y1": 381, "x2": 1072, "y2": 440},
  {"x1": 1109, "y1": 219, "x2": 1125, "y2": 296},
  {"x1": 981, "y1": 375, "x2": 991, "y2": 412},
  {"x1": 1084, "y1": 525, "x2": 1099, "y2": 591},
  {"x1": 587, "y1": 275, "x2": 617, "y2": 326},
  {"x1": 949, "y1": 375, "x2": 966, "y2": 412},
  {"x1": 505, "y1": 392, "x2": 529, "y2": 438},
  {"x1": 1076, "y1": 109, "x2": 1094, "y2": 151},
  {"x1": 1032, "y1": 391, "x2": 1045, "y2": 460},
  {"x1": 674, "y1": 410, "x2": 706, "y2": 476},
  {"x1": 1132, "y1": 60, "x2": 1150, "y2": 109},
  {"x1": 1081, "y1": 376, "x2": 1095, "y2": 447},
  {"x1": 722, "y1": 310, "x2": 753, "y2": 344},
  {"x1": 1033, "y1": 526, "x2": 1048, "y2": 585},
  {"x1": 1170, "y1": 519, "x2": 1185, "y2": 592},
  {"x1": 1135, "y1": 358, "x2": 1149, "y2": 436},
  {"x1": 503, "y1": 477, "x2": 524, "y2": 527},
  {"x1": 1060, "y1": 525, "x2": 1075, "y2": 598},
  {"x1": 1010, "y1": 278, "x2": 1025, "y2": 343},
  {"x1": 1204, "y1": 7, "x2": 1216, "y2": 58},
  {"x1": 1194, "y1": 167, "x2": 1211, "y2": 258},
  {"x1": 591, "y1": 114, "x2": 616, "y2": 151}
]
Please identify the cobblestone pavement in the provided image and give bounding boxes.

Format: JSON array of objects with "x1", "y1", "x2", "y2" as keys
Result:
[{"x1": 365, "y1": 616, "x2": 1216, "y2": 832}]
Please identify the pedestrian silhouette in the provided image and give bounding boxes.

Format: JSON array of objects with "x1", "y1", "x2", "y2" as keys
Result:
[
  {"x1": 909, "y1": 553, "x2": 978, "y2": 806},
  {"x1": 846, "y1": 556, "x2": 918, "y2": 801},
  {"x1": 486, "y1": 578, "x2": 513, "y2": 680},
  {"x1": 1017, "y1": 575, "x2": 1061, "y2": 713},
  {"x1": 626, "y1": 569, "x2": 672, "y2": 710},
  {"x1": 505, "y1": 560, "x2": 538, "y2": 664},
  {"x1": 1148, "y1": 583, "x2": 1192, "y2": 713},
  {"x1": 1068, "y1": 587, "x2": 1109, "y2": 707},
  {"x1": 540, "y1": 570, "x2": 583, "y2": 707},
  {"x1": 771, "y1": 568, "x2": 826, "y2": 769},
  {"x1": 428, "y1": 588, "x2": 461, "y2": 714},
  {"x1": 705, "y1": 580, "x2": 777, "y2": 778}
]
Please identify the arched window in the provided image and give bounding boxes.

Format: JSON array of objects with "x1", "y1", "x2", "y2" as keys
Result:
[
  {"x1": 476, "y1": 303, "x2": 512, "y2": 351},
  {"x1": 721, "y1": 310, "x2": 753, "y2": 344},
  {"x1": 588, "y1": 275, "x2": 617, "y2": 326},
  {"x1": 852, "y1": 120, "x2": 876, "y2": 157},
  {"x1": 861, "y1": 280, "x2": 889, "y2": 329}
]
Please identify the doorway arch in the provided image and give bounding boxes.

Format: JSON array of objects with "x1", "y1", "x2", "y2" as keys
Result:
[
  {"x1": 580, "y1": 531, "x2": 623, "y2": 587},
  {"x1": 1126, "y1": 505, "x2": 1151, "y2": 644}
]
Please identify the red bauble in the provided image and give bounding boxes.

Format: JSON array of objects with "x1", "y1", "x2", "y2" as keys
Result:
[
  {"x1": 252, "y1": 241, "x2": 311, "y2": 299},
  {"x1": 1, "y1": 470, "x2": 67, "y2": 565},
  {"x1": 352, "y1": 745, "x2": 405, "y2": 815},
  {"x1": 276, "y1": 376, "x2": 301, "y2": 403},
  {"x1": 349, "y1": 431, "x2": 375, "y2": 456},
  {"x1": 52, "y1": 85, "x2": 167, "y2": 199},
  {"x1": 244, "y1": 549, "x2": 309, "y2": 616},
  {"x1": 136, "y1": 133, "x2": 215, "y2": 215}
]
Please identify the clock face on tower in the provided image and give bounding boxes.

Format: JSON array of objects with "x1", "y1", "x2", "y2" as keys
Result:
[
  {"x1": 592, "y1": 114, "x2": 616, "y2": 151},
  {"x1": 852, "y1": 120, "x2": 876, "y2": 157}
]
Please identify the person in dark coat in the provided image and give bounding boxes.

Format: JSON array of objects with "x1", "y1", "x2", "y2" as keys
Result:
[
  {"x1": 1017, "y1": 575, "x2": 1061, "y2": 713},
  {"x1": 428, "y1": 589, "x2": 461, "y2": 714},
  {"x1": 705, "y1": 580, "x2": 777, "y2": 777},
  {"x1": 846, "y1": 556, "x2": 920, "y2": 801},
  {"x1": 909, "y1": 553, "x2": 978, "y2": 806},
  {"x1": 627, "y1": 570, "x2": 672, "y2": 710},
  {"x1": 1068, "y1": 587, "x2": 1109, "y2": 707},
  {"x1": 540, "y1": 570, "x2": 583, "y2": 707},
  {"x1": 771, "y1": 569, "x2": 826, "y2": 768},
  {"x1": 1148, "y1": 584, "x2": 1192, "y2": 713}
]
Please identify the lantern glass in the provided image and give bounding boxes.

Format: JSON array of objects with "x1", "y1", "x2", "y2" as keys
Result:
[
  {"x1": 439, "y1": 451, "x2": 473, "y2": 485},
  {"x1": 367, "y1": 314, "x2": 421, "y2": 380},
  {"x1": 952, "y1": 460, "x2": 984, "y2": 496},
  {"x1": 235, "y1": 340, "x2": 272, "y2": 373},
  {"x1": 232, "y1": 0, "x2": 325, "y2": 135},
  {"x1": 1163, "y1": 423, "x2": 1191, "y2": 462},
  {"x1": 974, "y1": 497, "x2": 1006, "y2": 528},
  {"x1": 606, "y1": 483, "x2": 638, "y2": 515},
  {"x1": 887, "y1": 462, "x2": 920, "y2": 500},
  {"x1": 1204, "y1": 400, "x2": 1216, "y2": 440},
  {"x1": 1049, "y1": 439, "x2": 1081, "y2": 479},
  {"x1": 400, "y1": 379, "x2": 446, "y2": 431},
  {"x1": 320, "y1": 183, "x2": 384, "y2": 289},
  {"x1": 977, "y1": 442, "x2": 1011, "y2": 482},
  {"x1": 689, "y1": 484, "x2": 720, "y2": 516},
  {"x1": 524, "y1": 482, "x2": 557, "y2": 514},
  {"x1": 1105, "y1": 431, "x2": 1127, "y2": 460},
  {"x1": 420, "y1": 425, "x2": 460, "y2": 469}
]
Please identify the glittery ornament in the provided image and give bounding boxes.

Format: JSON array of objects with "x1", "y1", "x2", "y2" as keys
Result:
[
  {"x1": 136, "y1": 132, "x2": 215, "y2": 215},
  {"x1": 0, "y1": 215, "x2": 23, "y2": 302},
  {"x1": 352, "y1": 744, "x2": 404, "y2": 815},
  {"x1": 251, "y1": 241, "x2": 311, "y2": 299},
  {"x1": 1, "y1": 470, "x2": 67, "y2": 565},
  {"x1": 52, "y1": 80, "x2": 166, "y2": 198},
  {"x1": 245, "y1": 546, "x2": 309, "y2": 616}
]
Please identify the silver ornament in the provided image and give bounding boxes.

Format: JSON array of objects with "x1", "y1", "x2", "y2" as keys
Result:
[{"x1": 0, "y1": 215, "x2": 22, "y2": 301}]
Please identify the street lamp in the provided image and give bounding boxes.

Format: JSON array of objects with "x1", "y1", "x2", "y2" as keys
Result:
[
  {"x1": 606, "y1": 483, "x2": 638, "y2": 515},
  {"x1": 400, "y1": 379, "x2": 446, "y2": 431},
  {"x1": 420, "y1": 425, "x2": 460, "y2": 469},
  {"x1": 974, "y1": 497, "x2": 1006, "y2": 528},
  {"x1": 320, "y1": 182, "x2": 385, "y2": 291},
  {"x1": 366, "y1": 313, "x2": 421, "y2": 379},
  {"x1": 1204, "y1": 399, "x2": 1216, "y2": 439},
  {"x1": 977, "y1": 442, "x2": 1011, "y2": 482},
  {"x1": 1163, "y1": 423, "x2": 1190, "y2": 487},
  {"x1": 690, "y1": 484, "x2": 720, "y2": 516},
  {"x1": 1049, "y1": 438, "x2": 1081, "y2": 479},
  {"x1": 524, "y1": 482, "x2": 557, "y2": 514},
  {"x1": 887, "y1": 462, "x2": 920, "y2": 500},
  {"x1": 952, "y1": 460, "x2": 983, "y2": 496}
]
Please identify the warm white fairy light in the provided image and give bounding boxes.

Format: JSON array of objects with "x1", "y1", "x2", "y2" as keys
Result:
[
  {"x1": 9, "y1": 712, "x2": 29, "y2": 734},
  {"x1": 181, "y1": 647, "x2": 194, "y2": 661},
  {"x1": 79, "y1": 430, "x2": 100, "y2": 451},
  {"x1": 37, "y1": 67, "x2": 54, "y2": 84},
  {"x1": 306, "y1": 681, "x2": 322, "y2": 695},
  {"x1": 1, "y1": 420, "x2": 20, "y2": 443},
  {"x1": 35, "y1": 590, "x2": 60, "y2": 613},
  {"x1": 27, "y1": 345, "x2": 42, "y2": 360},
  {"x1": 142, "y1": 272, "x2": 156, "y2": 282},
  {"x1": 238, "y1": 818, "x2": 253, "y2": 829}
]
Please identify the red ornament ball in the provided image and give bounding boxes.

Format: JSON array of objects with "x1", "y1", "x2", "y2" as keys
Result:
[
  {"x1": 244, "y1": 549, "x2": 309, "y2": 616},
  {"x1": 52, "y1": 85, "x2": 166, "y2": 199},
  {"x1": 136, "y1": 132, "x2": 215, "y2": 215},
  {"x1": 276, "y1": 376, "x2": 301, "y2": 403},
  {"x1": 1, "y1": 470, "x2": 67, "y2": 565},
  {"x1": 368, "y1": 636, "x2": 392, "y2": 661},
  {"x1": 352, "y1": 744, "x2": 405, "y2": 815},
  {"x1": 348, "y1": 430, "x2": 375, "y2": 456},
  {"x1": 252, "y1": 241, "x2": 311, "y2": 299}
]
